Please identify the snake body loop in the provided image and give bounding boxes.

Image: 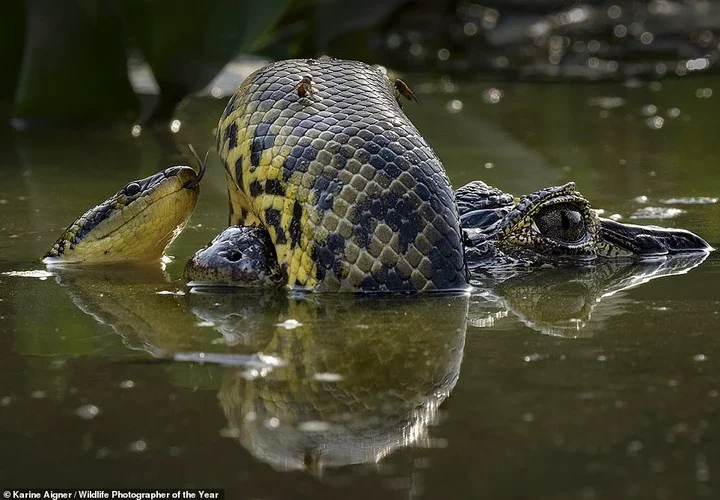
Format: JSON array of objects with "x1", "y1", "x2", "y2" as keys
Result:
[{"x1": 216, "y1": 58, "x2": 467, "y2": 292}]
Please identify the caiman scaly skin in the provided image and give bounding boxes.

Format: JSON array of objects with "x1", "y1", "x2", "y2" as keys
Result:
[
  {"x1": 458, "y1": 181, "x2": 712, "y2": 274},
  {"x1": 215, "y1": 58, "x2": 467, "y2": 292}
]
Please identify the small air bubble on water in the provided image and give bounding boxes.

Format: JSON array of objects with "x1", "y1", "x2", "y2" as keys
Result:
[
  {"x1": 298, "y1": 421, "x2": 332, "y2": 432},
  {"x1": 627, "y1": 440, "x2": 643, "y2": 455},
  {"x1": 277, "y1": 319, "x2": 302, "y2": 329},
  {"x1": 446, "y1": 99, "x2": 463, "y2": 113},
  {"x1": 696, "y1": 454, "x2": 710, "y2": 482},
  {"x1": 483, "y1": 88, "x2": 503, "y2": 104},
  {"x1": 694, "y1": 354, "x2": 707, "y2": 362},
  {"x1": 464, "y1": 22, "x2": 479, "y2": 36},
  {"x1": 313, "y1": 372, "x2": 343, "y2": 382},
  {"x1": 128, "y1": 440, "x2": 147, "y2": 452},
  {"x1": 265, "y1": 417, "x2": 280, "y2": 429},
  {"x1": 30, "y1": 390, "x2": 46, "y2": 399},
  {"x1": 244, "y1": 411, "x2": 257, "y2": 422},
  {"x1": 646, "y1": 116, "x2": 664, "y2": 129},
  {"x1": 409, "y1": 43, "x2": 424, "y2": 57},
  {"x1": 641, "y1": 105, "x2": 657, "y2": 116},
  {"x1": 240, "y1": 369, "x2": 260, "y2": 380},
  {"x1": 220, "y1": 427, "x2": 241, "y2": 438},
  {"x1": 75, "y1": 404, "x2": 101, "y2": 420}
]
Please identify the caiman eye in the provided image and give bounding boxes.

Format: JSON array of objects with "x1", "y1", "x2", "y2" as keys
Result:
[
  {"x1": 225, "y1": 249, "x2": 242, "y2": 262},
  {"x1": 124, "y1": 182, "x2": 142, "y2": 196},
  {"x1": 535, "y1": 204, "x2": 586, "y2": 243}
]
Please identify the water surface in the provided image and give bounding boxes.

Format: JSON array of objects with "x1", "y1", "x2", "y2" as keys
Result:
[{"x1": 1, "y1": 74, "x2": 719, "y2": 499}]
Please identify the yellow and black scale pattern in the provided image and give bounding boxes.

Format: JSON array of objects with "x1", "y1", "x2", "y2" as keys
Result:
[{"x1": 216, "y1": 58, "x2": 466, "y2": 292}]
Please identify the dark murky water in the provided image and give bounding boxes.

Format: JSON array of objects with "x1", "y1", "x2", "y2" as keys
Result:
[{"x1": 1, "y1": 72, "x2": 719, "y2": 499}]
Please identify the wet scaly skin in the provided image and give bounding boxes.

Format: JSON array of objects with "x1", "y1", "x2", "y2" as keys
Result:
[
  {"x1": 216, "y1": 58, "x2": 467, "y2": 292},
  {"x1": 44, "y1": 166, "x2": 201, "y2": 264}
]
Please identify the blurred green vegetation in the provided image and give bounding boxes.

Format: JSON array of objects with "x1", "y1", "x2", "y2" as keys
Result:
[
  {"x1": 3, "y1": 0, "x2": 410, "y2": 126},
  {"x1": 2, "y1": 0, "x2": 718, "y2": 126},
  {"x1": 122, "y1": 0, "x2": 293, "y2": 121},
  {"x1": 15, "y1": 0, "x2": 139, "y2": 125}
]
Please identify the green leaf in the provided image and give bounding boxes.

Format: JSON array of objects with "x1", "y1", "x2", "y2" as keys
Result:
[
  {"x1": 0, "y1": 0, "x2": 25, "y2": 106},
  {"x1": 14, "y1": 0, "x2": 140, "y2": 124},
  {"x1": 123, "y1": 0, "x2": 293, "y2": 121}
]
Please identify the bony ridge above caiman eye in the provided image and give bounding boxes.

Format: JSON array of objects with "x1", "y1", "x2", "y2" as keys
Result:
[{"x1": 535, "y1": 203, "x2": 586, "y2": 243}]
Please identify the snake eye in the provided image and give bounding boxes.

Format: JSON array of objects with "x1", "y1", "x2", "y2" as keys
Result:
[
  {"x1": 535, "y1": 203, "x2": 586, "y2": 243},
  {"x1": 124, "y1": 182, "x2": 142, "y2": 196}
]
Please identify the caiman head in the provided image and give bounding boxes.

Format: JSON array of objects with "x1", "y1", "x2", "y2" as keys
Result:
[{"x1": 459, "y1": 181, "x2": 712, "y2": 273}]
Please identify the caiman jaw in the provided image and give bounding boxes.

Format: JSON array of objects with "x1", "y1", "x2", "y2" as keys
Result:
[{"x1": 598, "y1": 218, "x2": 713, "y2": 257}]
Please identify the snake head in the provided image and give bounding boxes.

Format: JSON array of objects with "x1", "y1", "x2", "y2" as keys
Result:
[{"x1": 44, "y1": 166, "x2": 201, "y2": 264}]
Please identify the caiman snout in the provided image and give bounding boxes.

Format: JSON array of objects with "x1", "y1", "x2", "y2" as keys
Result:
[{"x1": 600, "y1": 219, "x2": 713, "y2": 257}]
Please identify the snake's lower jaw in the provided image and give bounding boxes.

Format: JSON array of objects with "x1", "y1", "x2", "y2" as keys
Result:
[{"x1": 44, "y1": 167, "x2": 200, "y2": 265}]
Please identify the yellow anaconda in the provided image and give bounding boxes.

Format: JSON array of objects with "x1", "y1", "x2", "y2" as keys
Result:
[
  {"x1": 44, "y1": 166, "x2": 202, "y2": 264},
  {"x1": 216, "y1": 58, "x2": 466, "y2": 292}
]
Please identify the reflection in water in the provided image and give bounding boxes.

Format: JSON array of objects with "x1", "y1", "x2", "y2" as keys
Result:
[
  {"x1": 468, "y1": 252, "x2": 709, "y2": 338},
  {"x1": 208, "y1": 293, "x2": 468, "y2": 472},
  {"x1": 48, "y1": 266, "x2": 204, "y2": 355},
  {"x1": 49, "y1": 269, "x2": 469, "y2": 472},
  {"x1": 45, "y1": 250, "x2": 709, "y2": 474}
]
